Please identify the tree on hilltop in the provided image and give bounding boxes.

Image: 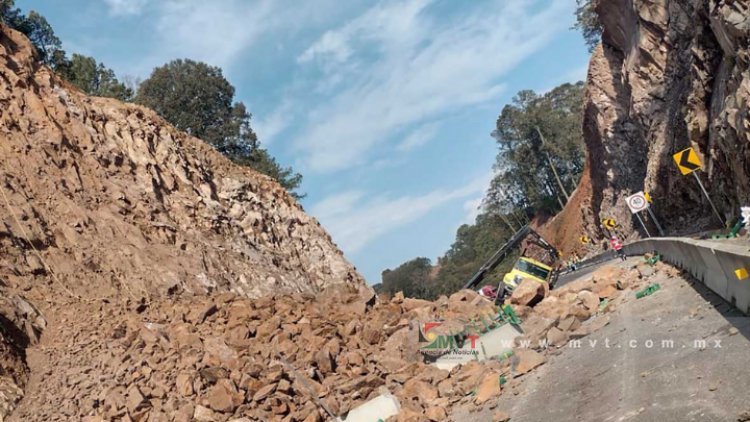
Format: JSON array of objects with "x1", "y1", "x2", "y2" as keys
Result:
[{"x1": 136, "y1": 59, "x2": 303, "y2": 197}]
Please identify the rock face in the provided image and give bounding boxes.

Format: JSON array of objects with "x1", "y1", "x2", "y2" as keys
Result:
[
  {"x1": 0, "y1": 24, "x2": 364, "y2": 300},
  {"x1": 551, "y1": 0, "x2": 750, "y2": 247},
  {"x1": 0, "y1": 24, "x2": 367, "y2": 418}
]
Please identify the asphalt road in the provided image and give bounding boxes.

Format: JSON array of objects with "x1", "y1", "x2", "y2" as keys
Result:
[
  {"x1": 555, "y1": 256, "x2": 618, "y2": 288},
  {"x1": 457, "y1": 257, "x2": 750, "y2": 421}
]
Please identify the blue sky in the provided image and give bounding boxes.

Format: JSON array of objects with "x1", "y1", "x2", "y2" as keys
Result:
[{"x1": 19, "y1": 0, "x2": 590, "y2": 284}]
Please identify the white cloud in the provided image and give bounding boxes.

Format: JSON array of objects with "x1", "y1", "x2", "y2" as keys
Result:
[
  {"x1": 397, "y1": 123, "x2": 438, "y2": 152},
  {"x1": 298, "y1": 0, "x2": 430, "y2": 65},
  {"x1": 104, "y1": 0, "x2": 149, "y2": 16},
  {"x1": 310, "y1": 172, "x2": 492, "y2": 253},
  {"x1": 254, "y1": 101, "x2": 293, "y2": 146},
  {"x1": 150, "y1": 0, "x2": 275, "y2": 70},
  {"x1": 123, "y1": 0, "x2": 353, "y2": 76},
  {"x1": 297, "y1": 31, "x2": 353, "y2": 64},
  {"x1": 294, "y1": 0, "x2": 573, "y2": 173},
  {"x1": 309, "y1": 191, "x2": 364, "y2": 220},
  {"x1": 462, "y1": 196, "x2": 484, "y2": 224}
]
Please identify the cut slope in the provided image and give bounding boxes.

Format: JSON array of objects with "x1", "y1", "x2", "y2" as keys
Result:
[
  {"x1": 0, "y1": 24, "x2": 363, "y2": 301},
  {"x1": 544, "y1": 0, "x2": 750, "y2": 251}
]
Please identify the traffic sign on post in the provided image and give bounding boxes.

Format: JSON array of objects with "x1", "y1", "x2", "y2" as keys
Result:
[
  {"x1": 673, "y1": 147, "x2": 702, "y2": 175},
  {"x1": 580, "y1": 235, "x2": 590, "y2": 244},
  {"x1": 602, "y1": 218, "x2": 616, "y2": 230},
  {"x1": 626, "y1": 191, "x2": 652, "y2": 237},
  {"x1": 673, "y1": 146, "x2": 723, "y2": 225},
  {"x1": 626, "y1": 192, "x2": 650, "y2": 214}
]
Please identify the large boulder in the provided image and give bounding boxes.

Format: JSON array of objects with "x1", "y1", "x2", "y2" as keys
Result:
[{"x1": 509, "y1": 279, "x2": 547, "y2": 307}]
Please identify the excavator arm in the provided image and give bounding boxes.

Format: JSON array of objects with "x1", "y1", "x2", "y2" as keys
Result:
[{"x1": 463, "y1": 225, "x2": 559, "y2": 290}]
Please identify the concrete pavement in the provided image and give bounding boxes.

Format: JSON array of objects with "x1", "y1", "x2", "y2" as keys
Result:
[{"x1": 452, "y1": 258, "x2": 750, "y2": 421}]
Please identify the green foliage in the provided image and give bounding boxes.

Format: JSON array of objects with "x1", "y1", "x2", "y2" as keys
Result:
[
  {"x1": 136, "y1": 60, "x2": 235, "y2": 148},
  {"x1": 0, "y1": 0, "x2": 14, "y2": 19},
  {"x1": 572, "y1": 0, "x2": 602, "y2": 52},
  {"x1": 1, "y1": 1, "x2": 26, "y2": 33},
  {"x1": 380, "y1": 257, "x2": 434, "y2": 299},
  {"x1": 1, "y1": 2, "x2": 62, "y2": 65},
  {"x1": 432, "y1": 213, "x2": 520, "y2": 296},
  {"x1": 379, "y1": 213, "x2": 522, "y2": 300},
  {"x1": 381, "y1": 82, "x2": 585, "y2": 300},
  {"x1": 487, "y1": 82, "x2": 585, "y2": 216},
  {"x1": 19, "y1": 10, "x2": 61, "y2": 65},
  {"x1": 55, "y1": 54, "x2": 133, "y2": 101},
  {"x1": 136, "y1": 60, "x2": 303, "y2": 196},
  {"x1": 1, "y1": 2, "x2": 131, "y2": 101}
]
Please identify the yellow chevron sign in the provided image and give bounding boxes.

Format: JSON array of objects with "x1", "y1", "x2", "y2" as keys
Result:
[
  {"x1": 673, "y1": 147, "x2": 702, "y2": 175},
  {"x1": 602, "y1": 218, "x2": 616, "y2": 230},
  {"x1": 580, "y1": 235, "x2": 590, "y2": 244}
]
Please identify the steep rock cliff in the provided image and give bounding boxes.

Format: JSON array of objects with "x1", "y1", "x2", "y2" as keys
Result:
[{"x1": 549, "y1": 0, "x2": 749, "y2": 250}]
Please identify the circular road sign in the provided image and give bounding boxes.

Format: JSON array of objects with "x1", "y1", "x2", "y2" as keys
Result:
[{"x1": 626, "y1": 191, "x2": 649, "y2": 214}]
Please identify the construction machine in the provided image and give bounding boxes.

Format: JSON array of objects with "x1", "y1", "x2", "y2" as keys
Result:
[{"x1": 465, "y1": 225, "x2": 560, "y2": 304}]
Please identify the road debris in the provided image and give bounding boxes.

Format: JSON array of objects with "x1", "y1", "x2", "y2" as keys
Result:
[{"x1": 636, "y1": 283, "x2": 661, "y2": 299}]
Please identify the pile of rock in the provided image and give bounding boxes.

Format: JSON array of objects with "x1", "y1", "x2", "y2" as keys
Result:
[
  {"x1": 9, "y1": 283, "x2": 512, "y2": 421},
  {"x1": 8, "y1": 259, "x2": 669, "y2": 421},
  {"x1": 507, "y1": 263, "x2": 660, "y2": 351}
]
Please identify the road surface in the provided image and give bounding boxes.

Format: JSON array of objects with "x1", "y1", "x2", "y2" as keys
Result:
[
  {"x1": 456, "y1": 257, "x2": 750, "y2": 421},
  {"x1": 555, "y1": 257, "x2": 616, "y2": 289}
]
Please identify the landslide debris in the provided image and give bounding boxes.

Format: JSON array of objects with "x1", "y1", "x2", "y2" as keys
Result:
[
  {"x1": 507, "y1": 263, "x2": 663, "y2": 352},
  {"x1": 0, "y1": 22, "x2": 366, "y2": 420},
  {"x1": 4, "y1": 254, "x2": 666, "y2": 421},
  {"x1": 8, "y1": 285, "x2": 507, "y2": 421}
]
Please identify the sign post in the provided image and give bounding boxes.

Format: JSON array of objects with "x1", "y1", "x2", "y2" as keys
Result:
[
  {"x1": 626, "y1": 191, "x2": 651, "y2": 237},
  {"x1": 692, "y1": 172, "x2": 723, "y2": 225},
  {"x1": 642, "y1": 191, "x2": 665, "y2": 235},
  {"x1": 645, "y1": 207, "x2": 664, "y2": 236},
  {"x1": 673, "y1": 147, "x2": 723, "y2": 226}
]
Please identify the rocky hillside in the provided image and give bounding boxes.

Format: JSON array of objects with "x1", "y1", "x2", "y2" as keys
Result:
[
  {"x1": 0, "y1": 22, "x2": 369, "y2": 420},
  {"x1": 547, "y1": 0, "x2": 749, "y2": 249},
  {"x1": 0, "y1": 24, "x2": 363, "y2": 301}
]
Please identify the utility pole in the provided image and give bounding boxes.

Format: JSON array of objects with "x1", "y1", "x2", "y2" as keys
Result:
[
  {"x1": 498, "y1": 213, "x2": 517, "y2": 232},
  {"x1": 514, "y1": 209, "x2": 529, "y2": 225},
  {"x1": 509, "y1": 211, "x2": 524, "y2": 228},
  {"x1": 536, "y1": 126, "x2": 570, "y2": 203}
]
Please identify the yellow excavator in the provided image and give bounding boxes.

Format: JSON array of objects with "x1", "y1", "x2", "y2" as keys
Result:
[{"x1": 464, "y1": 225, "x2": 559, "y2": 304}]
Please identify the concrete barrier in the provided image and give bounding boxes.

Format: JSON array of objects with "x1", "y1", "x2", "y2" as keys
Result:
[
  {"x1": 341, "y1": 392, "x2": 400, "y2": 422},
  {"x1": 433, "y1": 323, "x2": 522, "y2": 371},
  {"x1": 624, "y1": 237, "x2": 750, "y2": 314}
]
